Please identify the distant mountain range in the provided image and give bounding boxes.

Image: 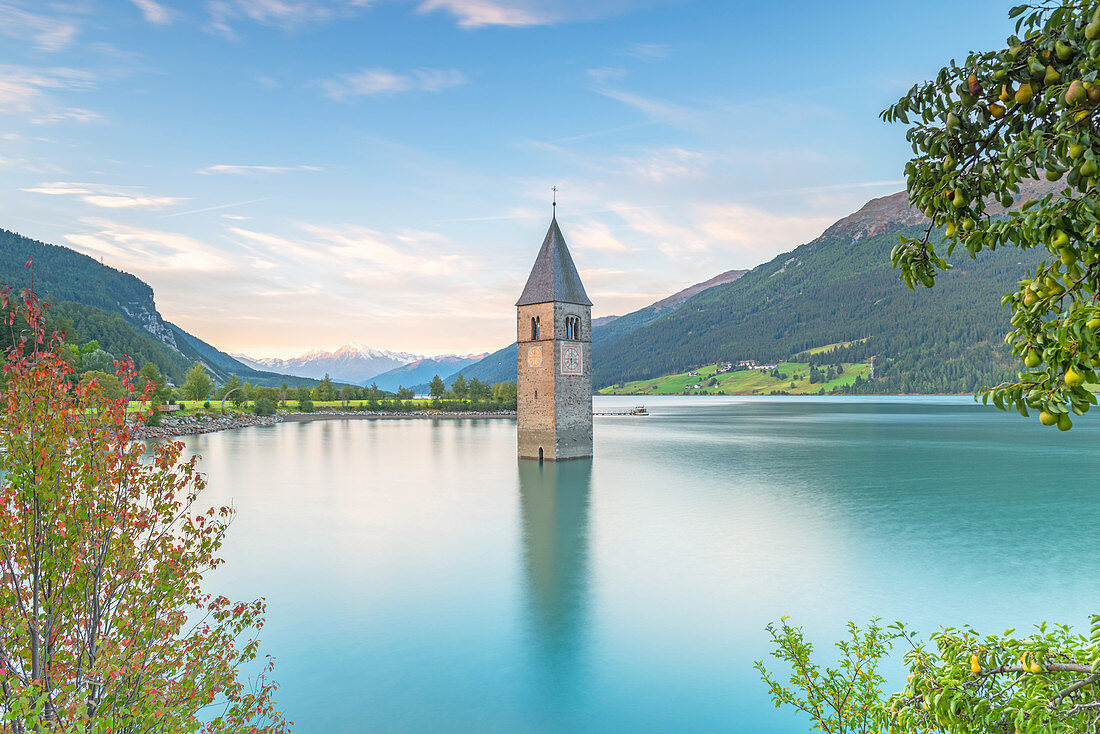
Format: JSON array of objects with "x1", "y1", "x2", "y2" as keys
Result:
[
  {"x1": 459, "y1": 180, "x2": 1059, "y2": 394},
  {"x1": 232, "y1": 347, "x2": 486, "y2": 388},
  {"x1": 368, "y1": 353, "x2": 488, "y2": 391},
  {"x1": 233, "y1": 345, "x2": 421, "y2": 385}
]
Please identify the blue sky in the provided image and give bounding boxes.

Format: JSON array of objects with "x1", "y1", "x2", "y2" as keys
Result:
[{"x1": 1, "y1": 0, "x2": 1016, "y2": 357}]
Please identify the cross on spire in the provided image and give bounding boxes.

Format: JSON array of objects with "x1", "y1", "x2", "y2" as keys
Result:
[{"x1": 552, "y1": 185, "x2": 557, "y2": 216}]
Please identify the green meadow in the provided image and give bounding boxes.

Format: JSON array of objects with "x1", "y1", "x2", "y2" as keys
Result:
[{"x1": 598, "y1": 360, "x2": 873, "y2": 396}]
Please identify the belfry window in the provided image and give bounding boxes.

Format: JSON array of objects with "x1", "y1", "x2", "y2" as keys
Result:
[
  {"x1": 531, "y1": 316, "x2": 541, "y2": 340},
  {"x1": 565, "y1": 316, "x2": 580, "y2": 340}
]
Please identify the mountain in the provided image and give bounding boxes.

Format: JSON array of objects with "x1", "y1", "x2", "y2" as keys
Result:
[
  {"x1": 233, "y1": 344, "x2": 422, "y2": 384},
  {"x1": 594, "y1": 185, "x2": 1056, "y2": 393},
  {"x1": 459, "y1": 181, "x2": 1059, "y2": 394},
  {"x1": 456, "y1": 268, "x2": 749, "y2": 386},
  {"x1": 0, "y1": 227, "x2": 319, "y2": 388},
  {"x1": 367, "y1": 353, "x2": 488, "y2": 391}
]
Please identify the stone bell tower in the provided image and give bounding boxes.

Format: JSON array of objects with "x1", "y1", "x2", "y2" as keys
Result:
[{"x1": 516, "y1": 213, "x2": 593, "y2": 461}]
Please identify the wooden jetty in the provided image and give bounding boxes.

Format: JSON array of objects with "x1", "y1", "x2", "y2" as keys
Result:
[{"x1": 593, "y1": 406, "x2": 649, "y2": 416}]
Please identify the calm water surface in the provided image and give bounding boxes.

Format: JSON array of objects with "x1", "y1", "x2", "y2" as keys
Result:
[{"x1": 180, "y1": 396, "x2": 1100, "y2": 733}]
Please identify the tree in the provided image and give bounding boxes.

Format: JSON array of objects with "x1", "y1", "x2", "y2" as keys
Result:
[
  {"x1": 296, "y1": 385, "x2": 314, "y2": 412},
  {"x1": 0, "y1": 287, "x2": 287, "y2": 732},
  {"x1": 396, "y1": 386, "x2": 414, "y2": 400},
  {"x1": 429, "y1": 375, "x2": 445, "y2": 399},
  {"x1": 317, "y1": 374, "x2": 336, "y2": 402},
  {"x1": 278, "y1": 381, "x2": 288, "y2": 406},
  {"x1": 139, "y1": 361, "x2": 170, "y2": 404},
  {"x1": 883, "y1": 0, "x2": 1100, "y2": 428},
  {"x1": 339, "y1": 383, "x2": 351, "y2": 406},
  {"x1": 182, "y1": 362, "x2": 213, "y2": 401},
  {"x1": 759, "y1": 616, "x2": 1100, "y2": 734},
  {"x1": 451, "y1": 373, "x2": 468, "y2": 400},
  {"x1": 79, "y1": 370, "x2": 125, "y2": 401}
]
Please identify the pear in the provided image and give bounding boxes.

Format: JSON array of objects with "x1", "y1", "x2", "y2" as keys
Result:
[
  {"x1": 1066, "y1": 79, "x2": 1088, "y2": 105},
  {"x1": 1057, "y1": 413, "x2": 1073, "y2": 431},
  {"x1": 1053, "y1": 229, "x2": 1071, "y2": 248},
  {"x1": 967, "y1": 73, "x2": 982, "y2": 96},
  {"x1": 946, "y1": 111, "x2": 961, "y2": 129},
  {"x1": 1000, "y1": 83, "x2": 1013, "y2": 102},
  {"x1": 1028, "y1": 56, "x2": 1046, "y2": 76},
  {"x1": 1086, "y1": 316, "x2": 1100, "y2": 330},
  {"x1": 945, "y1": 221, "x2": 957, "y2": 237},
  {"x1": 1007, "y1": 44, "x2": 1024, "y2": 60},
  {"x1": 1060, "y1": 247, "x2": 1077, "y2": 266},
  {"x1": 952, "y1": 190, "x2": 969, "y2": 208},
  {"x1": 1082, "y1": 159, "x2": 1098, "y2": 177},
  {"x1": 1025, "y1": 349, "x2": 1043, "y2": 368},
  {"x1": 1044, "y1": 65, "x2": 1061, "y2": 85},
  {"x1": 1016, "y1": 82, "x2": 1035, "y2": 104},
  {"x1": 1023, "y1": 287, "x2": 1039, "y2": 307},
  {"x1": 1066, "y1": 366, "x2": 1086, "y2": 387},
  {"x1": 1070, "y1": 142, "x2": 1086, "y2": 159},
  {"x1": 989, "y1": 103, "x2": 1006, "y2": 118},
  {"x1": 1040, "y1": 410, "x2": 1058, "y2": 426},
  {"x1": 1056, "y1": 40, "x2": 1074, "y2": 61},
  {"x1": 1089, "y1": 84, "x2": 1100, "y2": 103},
  {"x1": 1088, "y1": 20, "x2": 1100, "y2": 41}
]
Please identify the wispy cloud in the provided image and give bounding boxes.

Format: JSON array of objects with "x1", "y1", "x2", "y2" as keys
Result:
[
  {"x1": 417, "y1": 0, "x2": 547, "y2": 27},
  {"x1": 161, "y1": 196, "x2": 276, "y2": 217},
  {"x1": 129, "y1": 0, "x2": 175, "y2": 24},
  {"x1": 622, "y1": 42, "x2": 670, "y2": 61},
  {"x1": 22, "y1": 182, "x2": 184, "y2": 210},
  {"x1": 196, "y1": 163, "x2": 322, "y2": 175},
  {"x1": 416, "y1": 0, "x2": 664, "y2": 28},
  {"x1": 64, "y1": 218, "x2": 234, "y2": 272},
  {"x1": 0, "y1": 3, "x2": 80, "y2": 52},
  {"x1": 206, "y1": 0, "x2": 372, "y2": 38},
  {"x1": 320, "y1": 67, "x2": 467, "y2": 99},
  {"x1": 0, "y1": 66, "x2": 97, "y2": 122}
]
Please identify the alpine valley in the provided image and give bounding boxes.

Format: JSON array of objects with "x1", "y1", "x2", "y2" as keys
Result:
[{"x1": 0, "y1": 181, "x2": 1057, "y2": 395}]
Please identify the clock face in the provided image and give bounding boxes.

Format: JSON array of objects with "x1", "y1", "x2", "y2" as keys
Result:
[
  {"x1": 561, "y1": 343, "x2": 583, "y2": 375},
  {"x1": 526, "y1": 345, "x2": 543, "y2": 368}
]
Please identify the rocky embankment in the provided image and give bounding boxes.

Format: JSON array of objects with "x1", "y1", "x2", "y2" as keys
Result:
[
  {"x1": 135, "y1": 414, "x2": 279, "y2": 439},
  {"x1": 135, "y1": 409, "x2": 516, "y2": 439}
]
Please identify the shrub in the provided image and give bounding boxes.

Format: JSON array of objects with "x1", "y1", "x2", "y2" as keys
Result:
[
  {"x1": 298, "y1": 396, "x2": 315, "y2": 413},
  {"x1": 254, "y1": 397, "x2": 276, "y2": 416}
]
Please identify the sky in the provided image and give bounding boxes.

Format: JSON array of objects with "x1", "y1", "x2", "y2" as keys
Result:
[{"x1": 0, "y1": 0, "x2": 1020, "y2": 358}]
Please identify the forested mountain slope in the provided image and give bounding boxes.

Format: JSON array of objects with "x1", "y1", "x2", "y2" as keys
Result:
[
  {"x1": 595, "y1": 190, "x2": 1051, "y2": 393},
  {"x1": 0, "y1": 228, "x2": 315, "y2": 387}
]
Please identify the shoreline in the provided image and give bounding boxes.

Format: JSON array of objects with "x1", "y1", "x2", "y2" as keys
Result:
[{"x1": 135, "y1": 409, "x2": 516, "y2": 439}]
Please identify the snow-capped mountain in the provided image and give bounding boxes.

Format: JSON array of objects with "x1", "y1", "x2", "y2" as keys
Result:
[
  {"x1": 232, "y1": 344, "x2": 424, "y2": 384},
  {"x1": 369, "y1": 353, "x2": 489, "y2": 391}
]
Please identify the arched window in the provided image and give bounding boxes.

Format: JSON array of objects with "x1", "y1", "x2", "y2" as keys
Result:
[
  {"x1": 565, "y1": 316, "x2": 580, "y2": 340},
  {"x1": 531, "y1": 316, "x2": 540, "y2": 340}
]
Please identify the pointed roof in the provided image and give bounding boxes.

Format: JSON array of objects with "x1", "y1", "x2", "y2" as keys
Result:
[{"x1": 516, "y1": 216, "x2": 593, "y2": 306}]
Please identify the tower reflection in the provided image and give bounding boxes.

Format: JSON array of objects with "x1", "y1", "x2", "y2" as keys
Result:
[{"x1": 517, "y1": 459, "x2": 593, "y2": 687}]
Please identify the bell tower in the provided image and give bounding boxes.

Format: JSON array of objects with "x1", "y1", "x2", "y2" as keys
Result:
[{"x1": 516, "y1": 213, "x2": 593, "y2": 461}]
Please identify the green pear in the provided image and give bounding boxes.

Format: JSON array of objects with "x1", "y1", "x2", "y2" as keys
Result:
[
  {"x1": 1016, "y1": 82, "x2": 1035, "y2": 104},
  {"x1": 1044, "y1": 65, "x2": 1061, "y2": 85},
  {"x1": 1056, "y1": 40, "x2": 1074, "y2": 61}
]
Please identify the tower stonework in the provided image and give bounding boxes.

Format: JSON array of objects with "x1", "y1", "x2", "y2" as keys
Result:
[{"x1": 516, "y1": 216, "x2": 593, "y2": 461}]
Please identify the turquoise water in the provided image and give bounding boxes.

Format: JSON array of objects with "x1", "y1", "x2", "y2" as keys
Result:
[{"x1": 181, "y1": 396, "x2": 1100, "y2": 733}]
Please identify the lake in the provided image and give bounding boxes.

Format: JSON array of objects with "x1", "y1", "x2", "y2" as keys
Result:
[{"x1": 180, "y1": 396, "x2": 1100, "y2": 733}]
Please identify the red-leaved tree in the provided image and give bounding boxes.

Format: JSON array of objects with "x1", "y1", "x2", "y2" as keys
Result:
[{"x1": 0, "y1": 284, "x2": 288, "y2": 733}]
